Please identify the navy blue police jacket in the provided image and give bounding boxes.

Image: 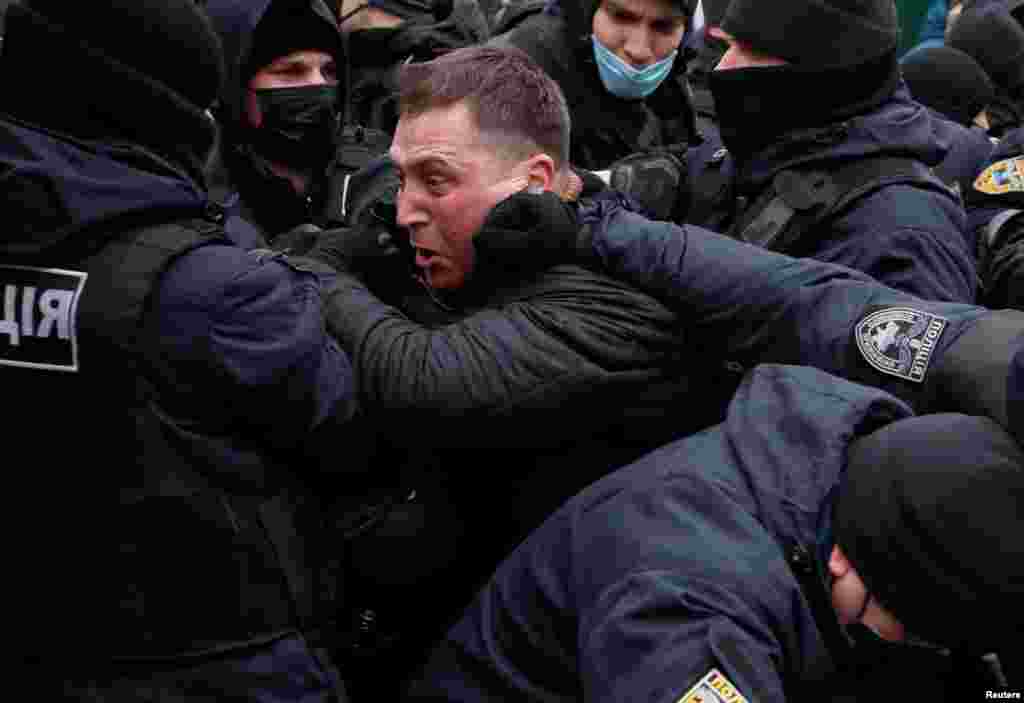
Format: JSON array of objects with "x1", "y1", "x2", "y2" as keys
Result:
[
  {"x1": 1, "y1": 113, "x2": 358, "y2": 667},
  {"x1": 407, "y1": 364, "x2": 913, "y2": 702},
  {"x1": 928, "y1": 111, "x2": 998, "y2": 248},
  {"x1": 685, "y1": 86, "x2": 977, "y2": 303}
]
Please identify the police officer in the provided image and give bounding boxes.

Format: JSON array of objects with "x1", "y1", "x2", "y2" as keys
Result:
[
  {"x1": 205, "y1": 0, "x2": 346, "y2": 245},
  {"x1": 684, "y1": 0, "x2": 975, "y2": 303},
  {"x1": 1, "y1": 0, "x2": 360, "y2": 698},
  {"x1": 408, "y1": 367, "x2": 1023, "y2": 702},
  {"x1": 488, "y1": 0, "x2": 700, "y2": 170}
]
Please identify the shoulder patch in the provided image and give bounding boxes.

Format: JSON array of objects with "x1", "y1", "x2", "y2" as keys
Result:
[
  {"x1": 0, "y1": 265, "x2": 88, "y2": 372},
  {"x1": 974, "y1": 156, "x2": 1024, "y2": 195},
  {"x1": 676, "y1": 668, "x2": 749, "y2": 703},
  {"x1": 855, "y1": 307, "x2": 947, "y2": 383}
]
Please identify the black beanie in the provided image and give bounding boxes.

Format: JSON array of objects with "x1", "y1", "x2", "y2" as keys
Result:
[
  {"x1": 20, "y1": 0, "x2": 224, "y2": 111},
  {"x1": 950, "y1": 3, "x2": 1024, "y2": 97},
  {"x1": 834, "y1": 413, "x2": 1024, "y2": 653},
  {"x1": 719, "y1": 0, "x2": 899, "y2": 68},
  {"x1": 901, "y1": 46, "x2": 996, "y2": 126},
  {"x1": 246, "y1": 0, "x2": 343, "y2": 80}
]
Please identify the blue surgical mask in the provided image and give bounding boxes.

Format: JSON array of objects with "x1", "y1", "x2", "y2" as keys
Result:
[{"x1": 591, "y1": 35, "x2": 678, "y2": 100}]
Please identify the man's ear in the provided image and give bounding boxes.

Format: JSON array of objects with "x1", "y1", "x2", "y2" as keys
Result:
[
  {"x1": 828, "y1": 545, "x2": 853, "y2": 579},
  {"x1": 524, "y1": 153, "x2": 557, "y2": 192}
]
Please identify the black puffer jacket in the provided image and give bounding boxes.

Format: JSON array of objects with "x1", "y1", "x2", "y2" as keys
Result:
[
  {"x1": 322, "y1": 194, "x2": 719, "y2": 673},
  {"x1": 488, "y1": 0, "x2": 699, "y2": 170}
]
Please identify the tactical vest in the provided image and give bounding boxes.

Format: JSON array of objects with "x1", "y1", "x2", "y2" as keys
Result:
[
  {"x1": 3, "y1": 213, "x2": 311, "y2": 663},
  {"x1": 691, "y1": 153, "x2": 957, "y2": 257}
]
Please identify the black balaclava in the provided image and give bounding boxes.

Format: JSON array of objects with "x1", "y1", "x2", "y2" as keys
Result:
[
  {"x1": 707, "y1": 0, "x2": 900, "y2": 162},
  {"x1": 0, "y1": 0, "x2": 224, "y2": 179},
  {"x1": 901, "y1": 46, "x2": 995, "y2": 127},
  {"x1": 949, "y1": 2, "x2": 1024, "y2": 136},
  {"x1": 243, "y1": 0, "x2": 343, "y2": 172},
  {"x1": 834, "y1": 413, "x2": 1024, "y2": 654}
]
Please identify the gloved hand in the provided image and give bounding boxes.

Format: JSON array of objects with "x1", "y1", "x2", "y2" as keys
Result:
[
  {"x1": 606, "y1": 148, "x2": 690, "y2": 223},
  {"x1": 472, "y1": 190, "x2": 588, "y2": 276},
  {"x1": 305, "y1": 220, "x2": 407, "y2": 286},
  {"x1": 270, "y1": 223, "x2": 325, "y2": 256}
]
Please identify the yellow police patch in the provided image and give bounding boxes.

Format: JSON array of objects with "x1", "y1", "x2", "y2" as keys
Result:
[
  {"x1": 974, "y1": 156, "x2": 1024, "y2": 195},
  {"x1": 676, "y1": 668, "x2": 750, "y2": 703}
]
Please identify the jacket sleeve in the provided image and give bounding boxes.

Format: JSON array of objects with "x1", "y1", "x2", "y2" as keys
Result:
[
  {"x1": 586, "y1": 209, "x2": 1024, "y2": 435},
  {"x1": 151, "y1": 245, "x2": 358, "y2": 460},
  {"x1": 322, "y1": 265, "x2": 678, "y2": 412}
]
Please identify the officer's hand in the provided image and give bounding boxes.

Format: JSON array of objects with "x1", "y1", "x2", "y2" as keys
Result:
[
  {"x1": 306, "y1": 223, "x2": 405, "y2": 280},
  {"x1": 606, "y1": 148, "x2": 690, "y2": 223},
  {"x1": 473, "y1": 190, "x2": 585, "y2": 275}
]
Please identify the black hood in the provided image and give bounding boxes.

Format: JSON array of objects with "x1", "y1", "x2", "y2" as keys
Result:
[{"x1": 0, "y1": 115, "x2": 207, "y2": 257}]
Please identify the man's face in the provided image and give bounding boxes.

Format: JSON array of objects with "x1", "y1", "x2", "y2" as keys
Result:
[
  {"x1": 592, "y1": 0, "x2": 687, "y2": 68},
  {"x1": 245, "y1": 49, "x2": 338, "y2": 128},
  {"x1": 390, "y1": 101, "x2": 533, "y2": 290},
  {"x1": 708, "y1": 27, "x2": 787, "y2": 70}
]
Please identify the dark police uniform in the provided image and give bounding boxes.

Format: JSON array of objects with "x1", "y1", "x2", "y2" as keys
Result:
[
  {"x1": 684, "y1": 86, "x2": 977, "y2": 303},
  {"x1": 408, "y1": 366, "x2": 1012, "y2": 702},
  {"x1": 1, "y1": 2, "x2": 359, "y2": 699}
]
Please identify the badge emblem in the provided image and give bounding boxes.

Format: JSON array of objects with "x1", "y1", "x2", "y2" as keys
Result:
[
  {"x1": 855, "y1": 307, "x2": 947, "y2": 383},
  {"x1": 973, "y1": 156, "x2": 1024, "y2": 195},
  {"x1": 0, "y1": 265, "x2": 88, "y2": 372},
  {"x1": 676, "y1": 668, "x2": 749, "y2": 703}
]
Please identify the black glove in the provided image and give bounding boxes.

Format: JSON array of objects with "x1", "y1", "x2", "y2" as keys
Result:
[
  {"x1": 269, "y1": 223, "x2": 325, "y2": 256},
  {"x1": 606, "y1": 148, "x2": 690, "y2": 223},
  {"x1": 472, "y1": 191, "x2": 588, "y2": 277},
  {"x1": 306, "y1": 221, "x2": 407, "y2": 284}
]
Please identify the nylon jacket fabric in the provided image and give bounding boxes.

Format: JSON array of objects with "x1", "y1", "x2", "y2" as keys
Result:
[
  {"x1": 406, "y1": 364, "x2": 913, "y2": 702},
  {"x1": 685, "y1": 86, "x2": 976, "y2": 302},
  {"x1": 1, "y1": 111, "x2": 356, "y2": 698}
]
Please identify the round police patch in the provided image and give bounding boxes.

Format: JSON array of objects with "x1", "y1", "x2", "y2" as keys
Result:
[
  {"x1": 974, "y1": 156, "x2": 1024, "y2": 196},
  {"x1": 855, "y1": 308, "x2": 948, "y2": 384}
]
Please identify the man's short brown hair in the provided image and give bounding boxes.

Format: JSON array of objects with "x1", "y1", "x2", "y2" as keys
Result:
[{"x1": 396, "y1": 46, "x2": 571, "y2": 169}]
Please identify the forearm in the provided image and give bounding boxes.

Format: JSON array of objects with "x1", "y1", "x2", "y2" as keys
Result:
[{"x1": 590, "y1": 219, "x2": 992, "y2": 408}]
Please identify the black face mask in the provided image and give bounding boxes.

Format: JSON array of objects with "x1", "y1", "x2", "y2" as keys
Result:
[
  {"x1": 708, "y1": 52, "x2": 900, "y2": 162},
  {"x1": 708, "y1": 64, "x2": 801, "y2": 161},
  {"x1": 250, "y1": 84, "x2": 339, "y2": 171}
]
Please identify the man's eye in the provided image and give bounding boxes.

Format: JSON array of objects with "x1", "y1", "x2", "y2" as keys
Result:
[{"x1": 425, "y1": 175, "x2": 447, "y2": 188}]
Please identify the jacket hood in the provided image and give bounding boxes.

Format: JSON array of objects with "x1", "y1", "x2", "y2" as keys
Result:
[
  {"x1": 738, "y1": 84, "x2": 951, "y2": 187},
  {"x1": 0, "y1": 116, "x2": 206, "y2": 256}
]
